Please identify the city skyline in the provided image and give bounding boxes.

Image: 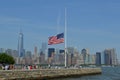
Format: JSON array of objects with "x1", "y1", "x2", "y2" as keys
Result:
[
  {"x1": 0, "y1": 0, "x2": 120, "y2": 59},
  {"x1": 0, "y1": 47, "x2": 117, "y2": 66}
]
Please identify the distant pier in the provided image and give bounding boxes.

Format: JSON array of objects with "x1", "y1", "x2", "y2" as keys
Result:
[{"x1": 0, "y1": 68, "x2": 102, "y2": 80}]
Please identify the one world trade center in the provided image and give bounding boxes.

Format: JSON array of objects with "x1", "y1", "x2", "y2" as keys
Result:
[{"x1": 18, "y1": 31, "x2": 24, "y2": 57}]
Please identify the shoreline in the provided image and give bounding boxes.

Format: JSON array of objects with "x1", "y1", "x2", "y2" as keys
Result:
[{"x1": 0, "y1": 68, "x2": 102, "y2": 80}]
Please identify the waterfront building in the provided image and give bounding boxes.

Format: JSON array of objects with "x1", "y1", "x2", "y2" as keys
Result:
[
  {"x1": 18, "y1": 31, "x2": 24, "y2": 57},
  {"x1": 40, "y1": 42, "x2": 47, "y2": 61},
  {"x1": 54, "y1": 49, "x2": 59, "y2": 64},
  {"x1": 64, "y1": 47, "x2": 80, "y2": 66},
  {"x1": 0, "y1": 48, "x2": 5, "y2": 53},
  {"x1": 96, "y1": 52, "x2": 101, "y2": 65},
  {"x1": 16, "y1": 57, "x2": 25, "y2": 64},
  {"x1": 67, "y1": 47, "x2": 74, "y2": 55},
  {"x1": 67, "y1": 47, "x2": 74, "y2": 66},
  {"x1": 12, "y1": 50, "x2": 18, "y2": 57},
  {"x1": 34, "y1": 46, "x2": 38, "y2": 58},
  {"x1": 85, "y1": 54, "x2": 89, "y2": 64},
  {"x1": 5, "y1": 49, "x2": 12, "y2": 56},
  {"x1": 59, "y1": 49, "x2": 65, "y2": 53},
  {"x1": 48, "y1": 48, "x2": 55, "y2": 64},
  {"x1": 34, "y1": 56, "x2": 40, "y2": 64},
  {"x1": 67, "y1": 53, "x2": 72, "y2": 66},
  {"x1": 72, "y1": 49, "x2": 79, "y2": 66},
  {"x1": 59, "y1": 50, "x2": 65, "y2": 64},
  {"x1": 41, "y1": 42, "x2": 47, "y2": 54},
  {"x1": 104, "y1": 48, "x2": 117, "y2": 65},
  {"x1": 77, "y1": 54, "x2": 84, "y2": 65},
  {"x1": 25, "y1": 51, "x2": 32, "y2": 64},
  {"x1": 81, "y1": 48, "x2": 89, "y2": 64},
  {"x1": 33, "y1": 46, "x2": 41, "y2": 64},
  {"x1": 40, "y1": 51, "x2": 45, "y2": 64},
  {"x1": 25, "y1": 57, "x2": 33, "y2": 64},
  {"x1": 15, "y1": 57, "x2": 20, "y2": 64},
  {"x1": 101, "y1": 52, "x2": 105, "y2": 65},
  {"x1": 25, "y1": 51, "x2": 32, "y2": 58},
  {"x1": 91, "y1": 54, "x2": 96, "y2": 64}
]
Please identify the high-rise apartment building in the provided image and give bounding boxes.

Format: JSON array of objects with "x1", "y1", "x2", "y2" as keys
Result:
[{"x1": 18, "y1": 32, "x2": 24, "y2": 57}]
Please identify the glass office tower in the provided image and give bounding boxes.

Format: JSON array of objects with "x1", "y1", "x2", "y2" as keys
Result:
[{"x1": 18, "y1": 32, "x2": 24, "y2": 57}]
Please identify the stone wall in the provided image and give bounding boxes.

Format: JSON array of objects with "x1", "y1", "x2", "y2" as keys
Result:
[{"x1": 0, "y1": 68, "x2": 102, "y2": 80}]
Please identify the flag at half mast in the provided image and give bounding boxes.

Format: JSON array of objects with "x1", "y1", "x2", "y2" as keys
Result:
[{"x1": 48, "y1": 33, "x2": 64, "y2": 45}]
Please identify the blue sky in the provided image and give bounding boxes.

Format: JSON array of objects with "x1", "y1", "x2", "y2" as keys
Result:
[{"x1": 0, "y1": 0, "x2": 120, "y2": 59}]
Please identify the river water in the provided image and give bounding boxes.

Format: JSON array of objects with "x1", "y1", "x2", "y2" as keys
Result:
[{"x1": 53, "y1": 67, "x2": 120, "y2": 80}]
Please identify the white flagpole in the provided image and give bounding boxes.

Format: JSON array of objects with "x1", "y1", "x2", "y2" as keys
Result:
[
  {"x1": 57, "y1": 10, "x2": 61, "y2": 34},
  {"x1": 65, "y1": 8, "x2": 67, "y2": 67}
]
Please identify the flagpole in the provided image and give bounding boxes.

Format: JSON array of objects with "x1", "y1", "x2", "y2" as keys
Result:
[
  {"x1": 57, "y1": 10, "x2": 61, "y2": 34},
  {"x1": 65, "y1": 8, "x2": 67, "y2": 67}
]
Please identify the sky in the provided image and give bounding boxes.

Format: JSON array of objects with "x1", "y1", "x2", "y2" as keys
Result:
[{"x1": 0, "y1": 0, "x2": 120, "y2": 59}]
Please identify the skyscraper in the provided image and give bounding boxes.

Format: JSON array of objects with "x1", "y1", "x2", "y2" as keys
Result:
[
  {"x1": 48, "y1": 48, "x2": 55, "y2": 64},
  {"x1": 18, "y1": 32, "x2": 24, "y2": 57},
  {"x1": 104, "y1": 48, "x2": 117, "y2": 65},
  {"x1": 81, "y1": 48, "x2": 89, "y2": 64},
  {"x1": 96, "y1": 52, "x2": 101, "y2": 65},
  {"x1": 41, "y1": 42, "x2": 47, "y2": 54},
  {"x1": 34, "y1": 46, "x2": 38, "y2": 57}
]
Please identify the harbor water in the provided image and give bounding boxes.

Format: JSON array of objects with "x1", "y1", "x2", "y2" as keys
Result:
[{"x1": 53, "y1": 67, "x2": 120, "y2": 80}]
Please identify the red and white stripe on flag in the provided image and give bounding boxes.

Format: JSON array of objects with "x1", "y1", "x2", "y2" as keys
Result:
[{"x1": 48, "y1": 33, "x2": 64, "y2": 45}]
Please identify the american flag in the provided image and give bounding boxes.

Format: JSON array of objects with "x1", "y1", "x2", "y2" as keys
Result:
[{"x1": 48, "y1": 33, "x2": 64, "y2": 45}]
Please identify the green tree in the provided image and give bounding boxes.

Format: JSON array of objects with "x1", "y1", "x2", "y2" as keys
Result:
[{"x1": 0, "y1": 53, "x2": 15, "y2": 64}]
